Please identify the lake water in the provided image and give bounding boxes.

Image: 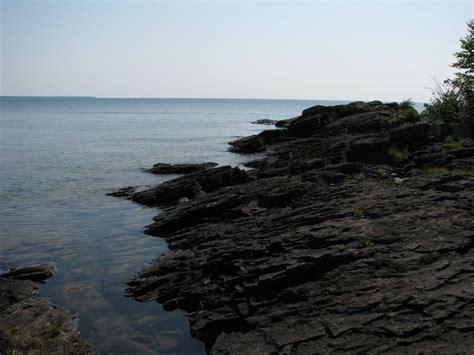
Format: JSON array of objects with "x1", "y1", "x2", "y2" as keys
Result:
[{"x1": 0, "y1": 97, "x2": 360, "y2": 354}]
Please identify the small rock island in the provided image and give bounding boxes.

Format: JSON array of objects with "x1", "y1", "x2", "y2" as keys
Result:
[{"x1": 120, "y1": 100, "x2": 473, "y2": 353}]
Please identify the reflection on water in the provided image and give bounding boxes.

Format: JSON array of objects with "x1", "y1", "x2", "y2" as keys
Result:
[{"x1": 0, "y1": 97, "x2": 343, "y2": 353}]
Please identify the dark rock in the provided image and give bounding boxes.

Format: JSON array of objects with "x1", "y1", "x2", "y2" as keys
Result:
[
  {"x1": 148, "y1": 162, "x2": 218, "y2": 175},
  {"x1": 346, "y1": 137, "x2": 392, "y2": 164},
  {"x1": 391, "y1": 122, "x2": 430, "y2": 145},
  {"x1": 326, "y1": 111, "x2": 395, "y2": 134},
  {"x1": 367, "y1": 100, "x2": 383, "y2": 106},
  {"x1": 118, "y1": 101, "x2": 474, "y2": 354},
  {"x1": 229, "y1": 129, "x2": 288, "y2": 154},
  {"x1": 450, "y1": 121, "x2": 472, "y2": 139},
  {"x1": 106, "y1": 186, "x2": 138, "y2": 199},
  {"x1": 1, "y1": 262, "x2": 56, "y2": 283},
  {"x1": 287, "y1": 112, "x2": 333, "y2": 137},
  {"x1": 228, "y1": 135, "x2": 265, "y2": 154},
  {"x1": 275, "y1": 116, "x2": 299, "y2": 128},
  {"x1": 0, "y1": 279, "x2": 36, "y2": 312},
  {"x1": 132, "y1": 166, "x2": 250, "y2": 206},
  {"x1": 427, "y1": 120, "x2": 451, "y2": 140},
  {"x1": 251, "y1": 119, "x2": 278, "y2": 125}
]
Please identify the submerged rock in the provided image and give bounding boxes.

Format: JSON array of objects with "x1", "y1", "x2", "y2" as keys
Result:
[
  {"x1": 0, "y1": 266, "x2": 92, "y2": 354},
  {"x1": 1, "y1": 262, "x2": 56, "y2": 283},
  {"x1": 115, "y1": 101, "x2": 474, "y2": 353}
]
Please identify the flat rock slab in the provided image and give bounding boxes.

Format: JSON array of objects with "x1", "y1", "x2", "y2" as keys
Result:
[
  {"x1": 148, "y1": 162, "x2": 218, "y2": 175},
  {"x1": 251, "y1": 119, "x2": 278, "y2": 125},
  {"x1": 106, "y1": 186, "x2": 138, "y2": 199}
]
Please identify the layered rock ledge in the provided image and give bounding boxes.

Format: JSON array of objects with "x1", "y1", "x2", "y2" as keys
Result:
[
  {"x1": 122, "y1": 101, "x2": 474, "y2": 353},
  {"x1": 147, "y1": 162, "x2": 218, "y2": 175}
]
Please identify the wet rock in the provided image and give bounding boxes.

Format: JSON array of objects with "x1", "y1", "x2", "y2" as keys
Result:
[
  {"x1": 147, "y1": 162, "x2": 218, "y2": 175},
  {"x1": 106, "y1": 186, "x2": 138, "y2": 199},
  {"x1": 251, "y1": 119, "x2": 278, "y2": 125},
  {"x1": 0, "y1": 274, "x2": 92, "y2": 354},
  {"x1": 1, "y1": 262, "x2": 57, "y2": 283}
]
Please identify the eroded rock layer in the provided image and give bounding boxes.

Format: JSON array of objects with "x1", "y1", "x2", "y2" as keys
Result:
[{"x1": 125, "y1": 102, "x2": 474, "y2": 354}]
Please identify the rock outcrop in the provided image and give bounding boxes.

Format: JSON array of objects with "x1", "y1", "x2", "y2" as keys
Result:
[
  {"x1": 119, "y1": 102, "x2": 474, "y2": 354},
  {"x1": 251, "y1": 119, "x2": 279, "y2": 125},
  {"x1": 147, "y1": 162, "x2": 218, "y2": 175},
  {"x1": 0, "y1": 264, "x2": 93, "y2": 354},
  {"x1": 132, "y1": 166, "x2": 250, "y2": 206}
]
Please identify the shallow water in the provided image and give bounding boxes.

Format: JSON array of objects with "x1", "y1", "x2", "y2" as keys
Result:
[{"x1": 1, "y1": 97, "x2": 360, "y2": 353}]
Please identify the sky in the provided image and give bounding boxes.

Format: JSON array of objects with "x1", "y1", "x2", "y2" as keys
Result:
[{"x1": 0, "y1": 1, "x2": 472, "y2": 102}]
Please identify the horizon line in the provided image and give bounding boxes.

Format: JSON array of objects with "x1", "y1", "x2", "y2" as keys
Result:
[{"x1": 0, "y1": 95, "x2": 426, "y2": 103}]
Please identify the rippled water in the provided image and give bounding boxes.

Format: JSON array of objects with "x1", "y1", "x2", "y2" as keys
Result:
[{"x1": 0, "y1": 97, "x2": 352, "y2": 353}]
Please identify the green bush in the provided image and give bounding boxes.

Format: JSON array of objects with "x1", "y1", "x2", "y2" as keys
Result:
[
  {"x1": 422, "y1": 84, "x2": 467, "y2": 122},
  {"x1": 443, "y1": 135, "x2": 472, "y2": 153},
  {"x1": 398, "y1": 98, "x2": 420, "y2": 121},
  {"x1": 399, "y1": 98, "x2": 415, "y2": 110}
]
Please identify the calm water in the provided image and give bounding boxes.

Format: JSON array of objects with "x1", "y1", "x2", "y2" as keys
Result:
[{"x1": 0, "y1": 97, "x2": 355, "y2": 354}]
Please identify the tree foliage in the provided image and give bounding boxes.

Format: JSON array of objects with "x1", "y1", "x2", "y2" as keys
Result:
[{"x1": 423, "y1": 20, "x2": 473, "y2": 122}]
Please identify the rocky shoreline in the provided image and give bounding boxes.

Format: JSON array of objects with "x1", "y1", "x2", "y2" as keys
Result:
[
  {"x1": 0, "y1": 264, "x2": 93, "y2": 354},
  {"x1": 116, "y1": 101, "x2": 473, "y2": 353}
]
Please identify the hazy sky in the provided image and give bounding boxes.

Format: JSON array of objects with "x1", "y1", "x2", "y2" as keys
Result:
[{"x1": 0, "y1": 1, "x2": 472, "y2": 101}]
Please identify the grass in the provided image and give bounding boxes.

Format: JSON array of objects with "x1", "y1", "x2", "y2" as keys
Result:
[
  {"x1": 353, "y1": 207, "x2": 364, "y2": 217},
  {"x1": 357, "y1": 237, "x2": 372, "y2": 249},
  {"x1": 388, "y1": 146, "x2": 410, "y2": 161},
  {"x1": 443, "y1": 135, "x2": 472, "y2": 153}
]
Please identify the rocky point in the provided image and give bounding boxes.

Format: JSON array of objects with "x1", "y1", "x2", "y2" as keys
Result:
[{"x1": 112, "y1": 101, "x2": 473, "y2": 354}]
